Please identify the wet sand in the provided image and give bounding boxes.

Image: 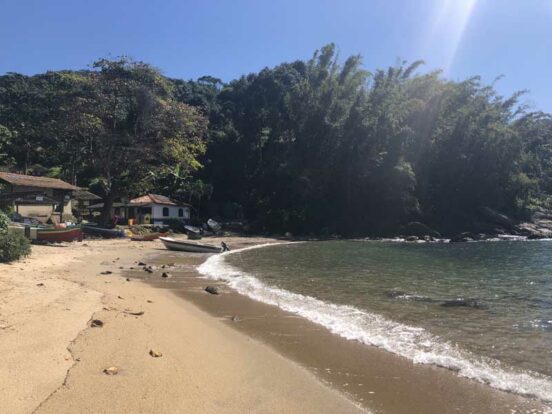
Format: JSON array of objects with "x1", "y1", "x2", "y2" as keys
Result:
[
  {"x1": 0, "y1": 238, "x2": 362, "y2": 414},
  {"x1": 140, "y1": 237, "x2": 551, "y2": 414}
]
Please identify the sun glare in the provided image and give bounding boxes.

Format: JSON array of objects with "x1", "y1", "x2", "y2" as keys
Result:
[{"x1": 423, "y1": 0, "x2": 478, "y2": 74}]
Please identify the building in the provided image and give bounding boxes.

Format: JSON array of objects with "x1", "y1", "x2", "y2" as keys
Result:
[
  {"x1": 73, "y1": 190, "x2": 102, "y2": 219},
  {"x1": 128, "y1": 194, "x2": 191, "y2": 225},
  {"x1": 0, "y1": 172, "x2": 80, "y2": 223}
]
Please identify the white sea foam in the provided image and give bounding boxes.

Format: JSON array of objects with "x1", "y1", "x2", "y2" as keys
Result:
[{"x1": 197, "y1": 243, "x2": 552, "y2": 403}]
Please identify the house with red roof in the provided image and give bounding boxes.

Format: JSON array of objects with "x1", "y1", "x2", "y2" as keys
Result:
[{"x1": 127, "y1": 194, "x2": 191, "y2": 225}]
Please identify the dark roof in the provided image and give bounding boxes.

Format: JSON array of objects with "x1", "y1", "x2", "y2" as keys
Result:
[
  {"x1": 129, "y1": 194, "x2": 190, "y2": 207},
  {"x1": 74, "y1": 190, "x2": 102, "y2": 201},
  {"x1": 0, "y1": 172, "x2": 80, "y2": 191}
]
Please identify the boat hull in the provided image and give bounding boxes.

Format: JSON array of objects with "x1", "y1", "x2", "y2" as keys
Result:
[
  {"x1": 83, "y1": 225, "x2": 126, "y2": 239},
  {"x1": 160, "y1": 237, "x2": 221, "y2": 253},
  {"x1": 37, "y1": 227, "x2": 83, "y2": 243},
  {"x1": 130, "y1": 232, "x2": 168, "y2": 241}
]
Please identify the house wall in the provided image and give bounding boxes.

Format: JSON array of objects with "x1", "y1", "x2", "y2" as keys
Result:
[{"x1": 151, "y1": 204, "x2": 190, "y2": 224}]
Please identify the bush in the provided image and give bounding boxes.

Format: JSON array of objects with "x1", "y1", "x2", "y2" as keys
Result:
[
  {"x1": 0, "y1": 231, "x2": 31, "y2": 263},
  {"x1": 0, "y1": 211, "x2": 9, "y2": 233}
]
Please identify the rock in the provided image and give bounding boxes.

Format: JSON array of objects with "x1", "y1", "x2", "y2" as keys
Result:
[
  {"x1": 147, "y1": 300, "x2": 153, "y2": 303},
  {"x1": 440, "y1": 298, "x2": 487, "y2": 309},
  {"x1": 123, "y1": 310, "x2": 144, "y2": 316},
  {"x1": 90, "y1": 319, "x2": 104, "y2": 327},
  {"x1": 103, "y1": 366, "x2": 119, "y2": 375},
  {"x1": 100, "y1": 271, "x2": 113, "y2": 275},
  {"x1": 126, "y1": 278, "x2": 131, "y2": 282},
  {"x1": 161, "y1": 272, "x2": 172, "y2": 278},
  {"x1": 205, "y1": 286, "x2": 219, "y2": 295},
  {"x1": 405, "y1": 222, "x2": 441, "y2": 238},
  {"x1": 138, "y1": 261, "x2": 147, "y2": 266},
  {"x1": 143, "y1": 267, "x2": 153, "y2": 274},
  {"x1": 405, "y1": 235, "x2": 418, "y2": 242},
  {"x1": 149, "y1": 349, "x2": 163, "y2": 358},
  {"x1": 450, "y1": 232, "x2": 474, "y2": 243},
  {"x1": 36, "y1": 283, "x2": 44, "y2": 287},
  {"x1": 231, "y1": 315, "x2": 241, "y2": 322}
]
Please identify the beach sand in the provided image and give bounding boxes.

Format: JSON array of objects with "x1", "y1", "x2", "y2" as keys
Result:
[
  {"x1": 0, "y1": 238, "x2": 362, "y2": 414},
  {"x1": 1, "y1": 236, "x2": 549, "y2": 413}
]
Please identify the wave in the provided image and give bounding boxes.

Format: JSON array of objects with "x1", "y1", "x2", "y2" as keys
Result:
[{"x1": 197, "y1": 243, "x2": 552, "y2": 403}]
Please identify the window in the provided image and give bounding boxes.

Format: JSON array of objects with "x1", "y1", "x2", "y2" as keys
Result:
[
  {"x1": 162, "y1": 207, "x2": 169, "y2": 217},
  {"x1": 178, "y1": 208, "x2": 184, "y2": 217}
]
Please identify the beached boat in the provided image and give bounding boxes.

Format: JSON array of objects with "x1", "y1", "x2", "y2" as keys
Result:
[
  {"x1": 37, "y1": 226, "x2": 83, "y2": 243},
  {"x1": 130, "y1": 232, "x2": 168, "y2": 241},
  {"x1": 83, "y1": 225, "x2": 126, "y2": 239},
  {"x1": 159, "y1": 237, "x2": 223, "y2": 253}
]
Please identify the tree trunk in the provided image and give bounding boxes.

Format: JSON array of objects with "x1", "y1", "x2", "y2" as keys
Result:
[{"x1": 99, "y1": 193, "x2": 115, "y2": 228}]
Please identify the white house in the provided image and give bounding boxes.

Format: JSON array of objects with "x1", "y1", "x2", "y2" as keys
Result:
[{"x1": 128, "y1": 194, "x2": 191, "y2": 225}]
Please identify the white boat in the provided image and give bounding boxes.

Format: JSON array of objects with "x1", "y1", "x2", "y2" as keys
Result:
[{"x1": 160, "y1": 237, "x2": 223, "y2": 253}]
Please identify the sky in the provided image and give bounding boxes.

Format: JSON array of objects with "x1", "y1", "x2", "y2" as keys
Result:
[{"x1": 1, "y1": 0, "x2": 551, "y2": 112}]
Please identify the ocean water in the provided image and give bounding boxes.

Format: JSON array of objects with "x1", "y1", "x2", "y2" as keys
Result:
[{"x1": 198, "y1": 240, "x2": 552, "y2": 402}]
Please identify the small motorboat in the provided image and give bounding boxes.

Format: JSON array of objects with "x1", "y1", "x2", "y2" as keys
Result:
[
  {"x1": 160, "y1": 237, "x2": 227, "y2": 253},
  {"x1": 130, "y1": 232, "x2": 168, "y2": 241},
  {"x1": 83, "y1": 225, "x2": 126, "y2": 239}
]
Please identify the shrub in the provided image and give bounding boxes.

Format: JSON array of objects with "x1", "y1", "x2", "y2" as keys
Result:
[
  {"x1": 0, "y1": 231, "x2": 31, "y2": 263},
  {"x1": 0, "y1": 211, "x2": 9, "y2": 233}
]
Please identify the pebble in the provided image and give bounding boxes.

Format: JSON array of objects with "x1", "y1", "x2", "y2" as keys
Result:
[
  {"x1": 103, "y1": 366, "x2": 119, "y2": 375},
  {"x1": 90, "y1": 319, "x2": 104, "y2": 328},
  {"x1": 149, "y1": 349, "x2": 163, "y2": 358}
]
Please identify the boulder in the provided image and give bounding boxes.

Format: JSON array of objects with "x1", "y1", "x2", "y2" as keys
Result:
[
  {"x1": 205, "y1": 286, "x2": 219, "y2": 295},
  {"x1": 450, "y1": 232, "x2": 474, "y2": 243}
]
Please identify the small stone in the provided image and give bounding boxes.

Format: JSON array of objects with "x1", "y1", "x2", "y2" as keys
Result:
[
  {"x1": 205, "y1": 286, "x2": 219, "y2": 295},
  {"x1": 36, "y1": 283, "x2": 45, "y2": 287},
  {"x1": 161, "y1": 272, "x2": 171, "y2": 278},
  {"x1": 126, "y1": 278, "x2": 131, "y2": 282},
  {"x1": 90, "y1": 319, "x2": 104, "y2": 328},
  {"x1": 138, "y1": 261, "x2": 146, "y2": 266},
  {"x1": 149, "y1": 349, "x2": 162, "y2": 358},
  {"x1": 147, "y1": 300, "x2": 153, "y2": 303},
  {"x1": 100, "y1": 271, "x2": 113, "y2": 275},
  {"x1": 103, "y1": 366, "x2": 119, "y2": 375},
  {"x1": 118, "y1": 295, "x2": 124, "y2": 300}
]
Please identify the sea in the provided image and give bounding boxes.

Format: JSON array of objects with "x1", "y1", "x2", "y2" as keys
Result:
[{"x1": 198, "y1": 239, "x2": 552, "y2": 403}]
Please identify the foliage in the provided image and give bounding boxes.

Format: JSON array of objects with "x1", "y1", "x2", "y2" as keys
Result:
[
  {"x1": 0, "y1": 231, "x2": 31, "y2": 263},
  {"x1": 0, "y1": 47, "x2": 551, "y2": 235},
  {"x1": 0, "y1": 210, "x2": 9, "y2": 233}
]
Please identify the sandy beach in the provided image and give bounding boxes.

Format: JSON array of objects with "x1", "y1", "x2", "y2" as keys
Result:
[
  {"x1": 0, "y1": 237, "x2": 362, "y2": 414},
  {"x1": 1, "y1": 237, "x2": 550, "y2": 414}
]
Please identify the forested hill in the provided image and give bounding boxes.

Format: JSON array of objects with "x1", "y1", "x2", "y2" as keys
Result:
[{"x1": 1, "y1": 44, "x2": 551, "y2": 236}]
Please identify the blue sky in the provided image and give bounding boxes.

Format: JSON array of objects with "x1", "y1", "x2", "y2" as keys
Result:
[{"x1": 1, "y1": 0, "x2": 551, "y2": 112}]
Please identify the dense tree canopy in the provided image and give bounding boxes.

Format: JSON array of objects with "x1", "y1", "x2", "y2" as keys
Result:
[{"x1": 1, "y1": 45, "x2": 551, "y2": 235}]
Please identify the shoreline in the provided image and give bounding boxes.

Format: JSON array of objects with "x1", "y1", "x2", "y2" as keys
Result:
[
  {"x1": 146, "y1": 237, "x2": 551, "y2": 413},
  {"x1": 0, "y1": 236, "x2": 549, "y2": 413},
  {"x1": 0, "y1": 238, "x2": 362, "y2": 414}
]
